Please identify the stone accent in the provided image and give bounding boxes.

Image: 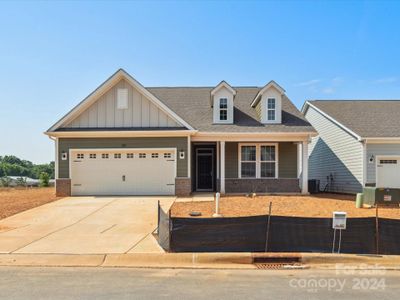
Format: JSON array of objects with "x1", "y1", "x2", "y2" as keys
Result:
[
  {"x1": 225, "y1": 178, "x2": 300, "y2": 194},
  {"x1": 56, "y1": 179, "x2": 71, "y2": 197},
  {"x1": 175, "y1": 177, "x2": 192, "y2": 197}
]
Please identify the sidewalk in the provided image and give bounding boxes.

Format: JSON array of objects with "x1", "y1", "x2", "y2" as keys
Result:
[{"x1": 0, "y1": 252, "x2": 399, "y2": 270}]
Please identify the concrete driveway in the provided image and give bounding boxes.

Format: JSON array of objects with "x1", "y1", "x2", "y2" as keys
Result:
[{"x1": 0, "y1": 196, "x2": 175, "y2": 254}]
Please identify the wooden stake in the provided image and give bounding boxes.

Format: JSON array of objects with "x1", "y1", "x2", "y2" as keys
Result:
[
  {"x1": 375, "y1": 203, "x2": 379, "y2": 255},
  {"x1": 265, "y1": 201, "x2": 272, "y2": 252}
]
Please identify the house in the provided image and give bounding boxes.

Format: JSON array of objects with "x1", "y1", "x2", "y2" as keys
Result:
[
  {"x1": 45, "y1": 69, "x2": 316, "y2": 197},
  {"x1": 302, "y1": 100, "x2": 400, "y2": 194}
]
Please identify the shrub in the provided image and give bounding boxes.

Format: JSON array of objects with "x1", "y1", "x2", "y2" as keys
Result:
[
  {"x1": 39, "y1": 172, "x2": 50, "y2": 187},
  {"x1": 0, "y1": 176, "x2": 12, "y2": 187}
]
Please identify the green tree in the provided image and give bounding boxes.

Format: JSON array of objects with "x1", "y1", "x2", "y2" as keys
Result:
[{"x1": 39, "y1": 172, "x2": 50, "y2": 187}]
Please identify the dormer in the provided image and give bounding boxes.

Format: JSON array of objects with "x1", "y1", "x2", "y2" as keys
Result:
[
  {"x1": 251, "y1": 80, "x2": 285, "y2": 124},
  {"x1": 211, "y1": 81, "x2": 236, "y2": 124}
]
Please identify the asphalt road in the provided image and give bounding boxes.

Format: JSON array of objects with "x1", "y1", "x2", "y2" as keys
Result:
[{"x1": 0, "y1": 267, "x2": 399, "y2": 299}]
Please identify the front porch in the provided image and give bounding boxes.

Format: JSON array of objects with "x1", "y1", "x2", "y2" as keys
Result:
[{"x1": 186, "y1": 137, "x2": 309, "y2": 195}]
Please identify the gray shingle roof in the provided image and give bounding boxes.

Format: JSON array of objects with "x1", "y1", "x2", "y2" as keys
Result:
[
  {"x1": 147, "y1": 87, "x2": 315, "y2": 133},
  {"x1": 308, "y1": 100, "x2": 400, "y2": 138}
]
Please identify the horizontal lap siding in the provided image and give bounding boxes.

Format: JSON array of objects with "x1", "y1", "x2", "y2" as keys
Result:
[
  {"x1": 366, "y1": 144, "x2": 400, "y2": 184},
  {"x1": 278, "y1": 142, "x2": 297, "y2": 178},
  {"x1": 305, "y1": 106, "x2": 363, "y2": 194},
  {"x1": 58, "y1": 137, "x2": 188, "y2": 178}
]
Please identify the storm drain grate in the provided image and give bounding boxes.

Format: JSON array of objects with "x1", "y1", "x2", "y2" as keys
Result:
[{"x1": 255, "y1": 263, "x2": 303, "y2": 270}]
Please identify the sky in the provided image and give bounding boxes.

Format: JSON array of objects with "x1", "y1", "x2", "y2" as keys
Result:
[{"x1": 1, "y1": 0, "x2": 400, "y2": 163}]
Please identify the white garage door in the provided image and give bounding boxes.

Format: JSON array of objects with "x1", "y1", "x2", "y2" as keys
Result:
[
  {"x1": 70, "y1": 149, "x2": 176, "y2": 196},
  {"x1": 376, "y1": 157, "x2": 400, "y2": 188}
]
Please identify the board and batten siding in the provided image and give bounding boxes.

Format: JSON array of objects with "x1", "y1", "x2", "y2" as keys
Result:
[
  {"x1": 58, "y1": 137, "x2": 188, "y2": 178},
  {"x1": 65, "y1": 79, "x2": 182, "y2": 129},
  {"x1": 305, "y1": 106, "x2": 363, "y2": 194},
  {"x1": 225, "y1": 142, "x2": 297, "y2": 178},
  {"x1": 366, "y1": 143, "x2": 400, "y2": 185}
]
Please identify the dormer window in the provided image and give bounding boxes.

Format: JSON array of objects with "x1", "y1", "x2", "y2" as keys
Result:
[
  {"x1": 211, "y1": 81, "x2": 236, "y2": 124},
  {"x1": 219, "y1": 98, "x2": 228, "y2": 121},
  {"x1": 267, "y1": 98, "x2": 276, "y2": 121}
]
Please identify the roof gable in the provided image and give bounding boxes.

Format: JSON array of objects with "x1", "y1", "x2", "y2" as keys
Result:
[
  {"x1": 251, "y1": 80, "x2": 285, "y2": 107},
  {"x1": 47, "y1": 69, "x2": 194, "y2": 132}
]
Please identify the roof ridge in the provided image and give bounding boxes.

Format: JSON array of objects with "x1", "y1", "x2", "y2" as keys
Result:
[
  {"x1": 146, "y1": 86, "x2": 261, "y2": 89},
  {"x1": 309, "y1": 99, "x2": 400, "y2": 102}
]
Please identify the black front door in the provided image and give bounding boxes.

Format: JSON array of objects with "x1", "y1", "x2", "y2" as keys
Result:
[{"x1": 196, "y1": 148, "x2": 214, "y2": 191}]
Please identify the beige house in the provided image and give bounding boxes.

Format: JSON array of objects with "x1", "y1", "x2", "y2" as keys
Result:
[{"x1": 45, "y1": 69, "x2": 316, "y2": 197}]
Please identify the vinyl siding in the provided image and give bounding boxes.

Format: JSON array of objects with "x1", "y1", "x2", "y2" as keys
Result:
[
  {"x1": 58, "y1": 137, "x2": 188, "y2": 178},
  {"x1": 366, "y1": 143, "x2": 400, "y2": 184},
  {"x1": 65, "y1": 79, "x2": 182, "y2": 129},
  {"x1": 224, "y1": 142, "x2": 297, "y2": 179},
  {"x1": 305, "y1": 106, "x2": 363, "y2": 194}
]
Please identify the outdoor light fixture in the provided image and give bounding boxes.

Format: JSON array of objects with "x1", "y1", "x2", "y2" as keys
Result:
[
  {"x1": 179, "y1": 151, "x2": 185, "y2": 159},
  {"x1": 369, "y1": 155, "x2": 375, "y2": 163},
  {"x1": 61, "y1": 151, "x2": 68, "y2": 161}
]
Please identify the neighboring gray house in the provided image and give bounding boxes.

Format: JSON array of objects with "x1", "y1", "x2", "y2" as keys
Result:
[
  {"x1": 45, "y1": 69, "x2": 316, "y2": 197},
  {"x1": 302, "y1": 100, "x2": 400, "y2": 194}
]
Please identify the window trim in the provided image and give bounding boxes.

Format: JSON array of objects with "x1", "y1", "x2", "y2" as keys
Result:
[
  {"x1": 219, "y1": 98, "x2": 228, "y2": 121},
  {"x1": 238, "y1": 143, "x2": 279, "y2": 179},
  {"x1": 267, "y1": 98, "x2": 276, "y2": 121}
]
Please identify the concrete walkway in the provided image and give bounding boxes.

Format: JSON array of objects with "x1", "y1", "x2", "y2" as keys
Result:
[{"x1": 0, "y1": 196, "x2": 175, "y2": 254}]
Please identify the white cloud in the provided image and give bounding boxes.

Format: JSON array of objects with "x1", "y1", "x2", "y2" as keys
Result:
[
  {"x1": 322, "y1": 87, "x2": 335, "y2": 94},
  {"x1": 294, "y1": 79, "x2": 321, "y2": 87},
  {"x1": 373, "y1": 77, "x2": 398, "y2": 84}
]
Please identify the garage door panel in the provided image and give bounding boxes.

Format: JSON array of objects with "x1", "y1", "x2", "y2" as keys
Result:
[{"x1": 70, "y1": 149, "x2": 176, "y2": 196}]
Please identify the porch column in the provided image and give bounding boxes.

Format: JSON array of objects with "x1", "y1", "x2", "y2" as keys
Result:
[
  {"x1": 220, "y1": 141, "x2": 225, "y2": 194},
  {"x1": 301, "y1": 140, "x2": 309, "y2": 194}
]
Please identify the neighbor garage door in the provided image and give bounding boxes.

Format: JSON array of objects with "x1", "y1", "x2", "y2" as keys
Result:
[
  {"x1": 70, "y1": 149, "x2": 176, "y2": 196},
  {"x1": 376, "y1": 157, "x2": 400, "y2": 188}
]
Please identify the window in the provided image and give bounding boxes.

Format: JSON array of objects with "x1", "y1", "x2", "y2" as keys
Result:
[
  {"x1": 89, "y1": 153, "x2": 96, "y2": 159},
  {"x1": 114, "y1": 153, "x2": 121, "y2": 159},
  {"x1": 239, "y1": 144, "x2": 277, "y2": 178},
  {"x1": 77, "y1": 153, "x2": 84, "y2": 159},
  {"x1": 127, "y1": 153, "x2": 134, "y2": 159},
  {"x1": 267, "y1": 98, "x2": 276, "y2": 121},
  {"x1": 151, "y1": 153, "x2": 159, "y2": 158},
  {"x1": 380, "y1": 159, "x2": 397, "y2": 164},
  {"x1": 117, "y1": 88, "x2": 128, "y2": 110},
  {"x1": 164, "y1": 153, "x2": 172, "y2": 159},
  {"x1": 139, "y1": 153, "x2": 146, "y2": 158},
  {"x1": 240, "y1": 146, "x2": 257, "y2": 177},
  {"x1": 219, "y1": 98, "x2": 228, "y2": 121},
  {"x1": 102, "y1": 153, "x2": 109, "y2": 159},
  {"x1": 260, "y1": 146, "x2": 276, "y2": 178}
]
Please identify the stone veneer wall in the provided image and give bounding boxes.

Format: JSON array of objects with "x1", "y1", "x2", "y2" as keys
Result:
[
  {"x1": 56, "y1": 179, "x2": 71, "y2": 197},
  {"x1": 225, "y1": 178, "x2": 300, "y2": 193},
  {"x1": 175, "y1": 177, "x2": 192, "y2": 197}
]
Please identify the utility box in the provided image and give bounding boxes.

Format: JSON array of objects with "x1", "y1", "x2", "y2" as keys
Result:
[
  {"x1": 363, "y1": 187, "x2": 400, "y2": 206},
  {"x1": 332, "y1": 211, "x2": 347, "y2": 230}
]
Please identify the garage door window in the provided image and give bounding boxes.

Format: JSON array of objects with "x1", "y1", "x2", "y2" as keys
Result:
[
  {"x1": 164, "y1": 153, "x2": 172, "y2": 159},
  {"x1": 127, "y1": 153, "x2": 134, "y2": 159},
  {"x1": 89, "y1": 154, "x2": 96, "y2": 159},
  {"x1": 77, "y1": 153, "x2": 84, "y2": 159},
  {"x1": 139, "y1": 153, "x2": 146, "y2": 158},
  {"x1": 114, "y1": 153, "x2": 121, "y2": 159},
  {"x1": 152, "y1": 153, "x2": 159, "y2": 158},
  {"x1": 380, "y1": 160, "x2": 397, "y2": 164},
  {"x1": 102, "y1": 153, "x2": 109, "y2": 159}
]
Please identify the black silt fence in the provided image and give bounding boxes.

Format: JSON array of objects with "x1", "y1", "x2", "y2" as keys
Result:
[{"x1": 169, "y1": 215, "x2": 400, "y2": 254}]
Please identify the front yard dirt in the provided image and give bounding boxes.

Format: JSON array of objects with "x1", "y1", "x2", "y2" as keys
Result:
[
  {"x1": 0, "y1": 187, "x2": 60, "y2": 220},
  {"x1": 171, "y1": 193, "x2": 400, "y2": 219}
]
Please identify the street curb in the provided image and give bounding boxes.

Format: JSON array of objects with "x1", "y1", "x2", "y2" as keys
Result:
[{"x1": 0, "y1": 252, "x2": 398, "y2": 269}]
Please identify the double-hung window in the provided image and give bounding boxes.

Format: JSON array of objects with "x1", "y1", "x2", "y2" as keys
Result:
[
  {"x1": 219, "y1": 98, "x2": 228, "y2": 121},
  {"x1": 239, "y1": 144, "x2": 277, "y2": 178},
  {"x1": 267, "y1": 98, "x2": 276, "y2": 121},
  {"x1": 240, "y1": 145, "x2": 257, "y2": 177}
]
